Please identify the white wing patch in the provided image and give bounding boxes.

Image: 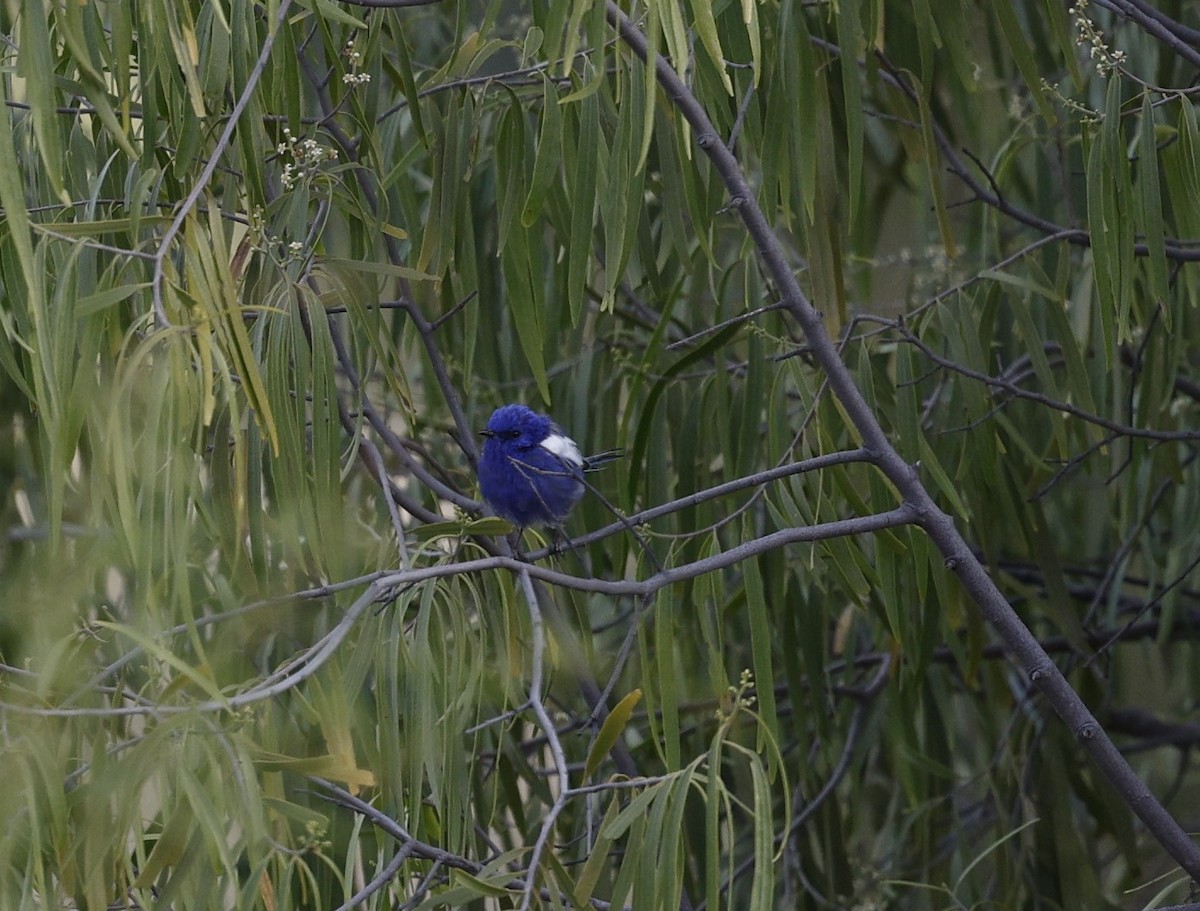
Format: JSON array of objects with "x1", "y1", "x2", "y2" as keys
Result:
[{"x1": 540, "y1": 433, "x2": 583, "y2": 467}]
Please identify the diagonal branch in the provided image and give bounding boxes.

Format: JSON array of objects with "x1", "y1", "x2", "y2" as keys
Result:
[{"x1": 604, "y1": 0, "x2": 1200, "y2": 882}]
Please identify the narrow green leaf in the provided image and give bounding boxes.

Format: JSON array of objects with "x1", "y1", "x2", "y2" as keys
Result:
[
  {"x1": 1011, "y1": 298, "x2": 1061, "y2": 398},
  {"x1": 394, "y1": 30, "x2": 428, "y2": 145},
  {"x1": 133, "y1": 801, "x2": 195, "y2": 887},
  {"x1": 1042, "y1": 295, "x2": 1098, "y2": 416},
  {"x1": 704, "y1": 732, "x2": 724, "y2": 911},
  {"x1": 1086, "y1": 81, "x2": 1123, "y2": 365},
  {"x1": 742, "y1": 0, "x2": 761, "y2": 86},
  {"x1": 603, "y1": 780, "x2": 670, "y2": 841},
  {"x1": 656, "y1": 766, "x2": 695, "y2": 910},
  {"x1": 54, "y1": 3, "x2": 137, "y2": 159},
  {"x1": 627, "y1": 323, "x2": 740, "y2": 503},
  {"x1": 31, "y1": 216, "x2": 171, "y2": 237},
  {"x1": 743, "y1": 554, "x2": 780, "y2": 775},
  {"x1": 303, "y1": 0, "x2": 368, "y2": 28},
  {"x1": 573, "y1": 797, "x2": 620, "y2": 906},
  {"x1": 494, "y1": 89, "x2": 528, "y2": 255},
  {"x1": 914, "y1": 77, "x2": 956, "y2": 259},
  {"x1": 420, "y1": 91, "x2": 464, "y2": 273},
  {"x1": 566, "y1": 91, "x2": 601, "y2": 324},
  {"x1": 320, "y1": 256, "x2": 436, "y2": 283},
  {"x1": 177, "y1": 763, "x2": 240, "y2": 875},
  {"x1": 584, "y1": 689, "x2": 643, "y2": 781},
  {"x1": 835, "y1": 0, "x2": 865, "y2": 229},
  {"x1": 1107, "y1": 80, "x2": 1136, "y2": 345},
  {"x1": 500, "y1": 221, "x2": 550, "y2": 403},
  {"x1": 1165, "y1": 97, "x2": 1200, "y2": 246},
  {"x1": 199, "y1": 6, "x2": 231, "y2": 107},
  {"x1": 91, "y1": 621, "x2": 226, "y2": 703},
  {"x1": 189, "y1": 211, "x2": 279, "y2": 453},
  {"x1": 917, "y1": 436, "x2": 972, "y2": 520},
  {"x1": 656, "y1": 592, "x2": 682, "y2": 770},
  {"x1": 521, "y1": 76, "x2": 564, "y2": 227},
  {"x1": 607, "y1": 814, "x2": 644, "y2": 910},
  {"x1": 748, "y1": 755, "x2": 774, "y2": 911},
  {"x1": 0, "y1": 81, "x2": 39, "y2": 304},
  {"x1": 636, "y1": 5, "x2": 662, "y2": 173},
  {"x1": 1044, "y1": 0, "x2": 1085, "y2": 90},
  {"x1": 894, "y1": 342, "x2": 921, "y2": 461},
  {"x1": 601, "y1": 55, "x2": 646, "y2": 311},
  {"x1": 444, "y1": 868, "x2": 518, "y2": 900},
  {"x1": 542, "y1": 852, "x2": 573, "y2": 911},
  {"x1": 1138, "y1": 92, "x2": 1170, "y2": 326},
  {"x1": 76, "y1": 283, "x2": 151, "y2": 317},
  {"x1": 909, "y1": 0, "x2": 942, "y2": 80},
  {"x1": 653, "y1": 0, "x2": 687, "y2": 80},
  {"x1": 644, "y1": 773, "x2": 677, "y2": 906},
  {"x1": 20, "y1": 0, "x2": 68, "y2": 202},
  {"x1": 992, "y1": 3, "x2": 1058, "y2": 126},
  {"x1": 561, "y1": 0, "x2": 592, "y2": 77},
  {"x1": 780, "y1": 6, "x2": 817, "y2": 221},
  {"x1": 689, "y1": 0, "x2": 732, "y2": 94}
]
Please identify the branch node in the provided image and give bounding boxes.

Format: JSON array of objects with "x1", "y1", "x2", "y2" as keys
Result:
[{"x1": 717, "y1": 195, "x2": 747, "y2": 216}]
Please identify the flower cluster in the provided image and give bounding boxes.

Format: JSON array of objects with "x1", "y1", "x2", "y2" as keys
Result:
[
  {"x1": 1069, "y1": 0, "x2": 1127, "y2": 77},
  {"x1": 716, "y1": 668, "x2": 757, "y2": 721},
  {"x1": 276, "y1": 127, "x2": 337, "y2": 190},
  {"x1": 247, "y1": 205, "x2": 308, "y2": 264},
  {"x1": 1040, "y1": 78, "x2": 1103, "y2": 125},
  {"x1": 342, "y1": 39, "x2": 371, "y2": 87}
]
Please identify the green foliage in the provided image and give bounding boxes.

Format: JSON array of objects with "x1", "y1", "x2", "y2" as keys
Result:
[{"x1": 0, "y1": 0, "x2": 1198, "y2": 908}]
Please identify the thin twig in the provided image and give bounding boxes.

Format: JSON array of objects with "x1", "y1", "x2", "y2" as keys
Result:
[
  {"x1": 150, "y1": 0, "x2": 293, "y2": 327},
  {"x1": 331, "y1": 842, "x2": 417, "y2": 911},
  {"x1": 894, "y1": 325, "x2": 1200, "y2": 442},
  {"x1": 516, "y1": 568, "x2": 572, "y2": 911},
  {"x1": 528, "y1": 447, "x2": 873, "y2": 557}
]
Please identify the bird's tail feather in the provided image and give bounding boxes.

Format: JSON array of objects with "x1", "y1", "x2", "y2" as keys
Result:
[{"x1": 583, "y1": 449, "x2": 624, "y2": 471}]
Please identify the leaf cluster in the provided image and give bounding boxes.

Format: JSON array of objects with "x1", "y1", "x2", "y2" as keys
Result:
[{"x1": 0, "y1": 1, "x2": 1198, "y2": 909}]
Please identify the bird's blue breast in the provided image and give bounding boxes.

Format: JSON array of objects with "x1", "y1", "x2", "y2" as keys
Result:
[{"x1": 479, "y1": 441, "x2": 585, "y2": 527}]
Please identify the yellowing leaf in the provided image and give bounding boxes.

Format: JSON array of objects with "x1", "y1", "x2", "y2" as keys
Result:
[{"x1": 584, "y1": 689, "x2": 642, "y2": 780}]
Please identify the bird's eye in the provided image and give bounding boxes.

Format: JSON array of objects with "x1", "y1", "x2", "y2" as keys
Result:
[{"x1": 502, "y1": 430, "x2": 521, "y2": 441}]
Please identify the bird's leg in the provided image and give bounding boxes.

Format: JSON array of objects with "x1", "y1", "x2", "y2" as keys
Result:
[
  {"x1": 549, "y1": 526, "x2": 596, "y2": 575},
  {"x1": 507, "y1": 527, "x2": 526, "y2": 555},
  {"x1": 548, "y1": 525, "x2": 571, "y2": 556}
]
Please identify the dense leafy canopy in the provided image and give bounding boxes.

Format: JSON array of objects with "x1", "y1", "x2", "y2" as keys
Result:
[{"x1": 1, "y1": 0, "x2": 1199, "y2": 909}]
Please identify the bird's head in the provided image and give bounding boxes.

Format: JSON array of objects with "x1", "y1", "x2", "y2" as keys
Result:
[{"x1": 480, "y1": 404, "x2": 551, "y2": 450}]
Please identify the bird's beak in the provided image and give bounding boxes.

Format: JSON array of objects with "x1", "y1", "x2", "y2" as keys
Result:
[{"x1": 480, "y1": 429, "x2": 495, "y2": 438}]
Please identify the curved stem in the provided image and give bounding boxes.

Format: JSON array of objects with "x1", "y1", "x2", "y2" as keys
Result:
[{"x1": 516, "y1": 568, "x2": 571, "y2": 911}]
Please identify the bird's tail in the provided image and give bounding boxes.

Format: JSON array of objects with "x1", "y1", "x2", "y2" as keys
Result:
[{"x1": 582, "y1": 449, "x2": 623, "y2": 471}]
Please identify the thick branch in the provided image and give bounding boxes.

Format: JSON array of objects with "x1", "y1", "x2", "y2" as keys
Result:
[{"x1": 604, "y1": 0, "x2": 1200, "y2": 881}]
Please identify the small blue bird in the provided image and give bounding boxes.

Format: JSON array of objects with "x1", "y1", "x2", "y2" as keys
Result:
[{"x1": 478, "y1": 404, "x2": 620, "y2": 531}]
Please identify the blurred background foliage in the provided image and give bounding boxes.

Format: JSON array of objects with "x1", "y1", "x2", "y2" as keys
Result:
[{"x1": 0, "y1": 0, "x2": 1198, "y2": 908}]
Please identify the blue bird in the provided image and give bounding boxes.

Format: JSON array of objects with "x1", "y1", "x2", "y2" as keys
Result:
[{"x1": 478, "y1": 404, "x2": 620, "y2": 531}]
